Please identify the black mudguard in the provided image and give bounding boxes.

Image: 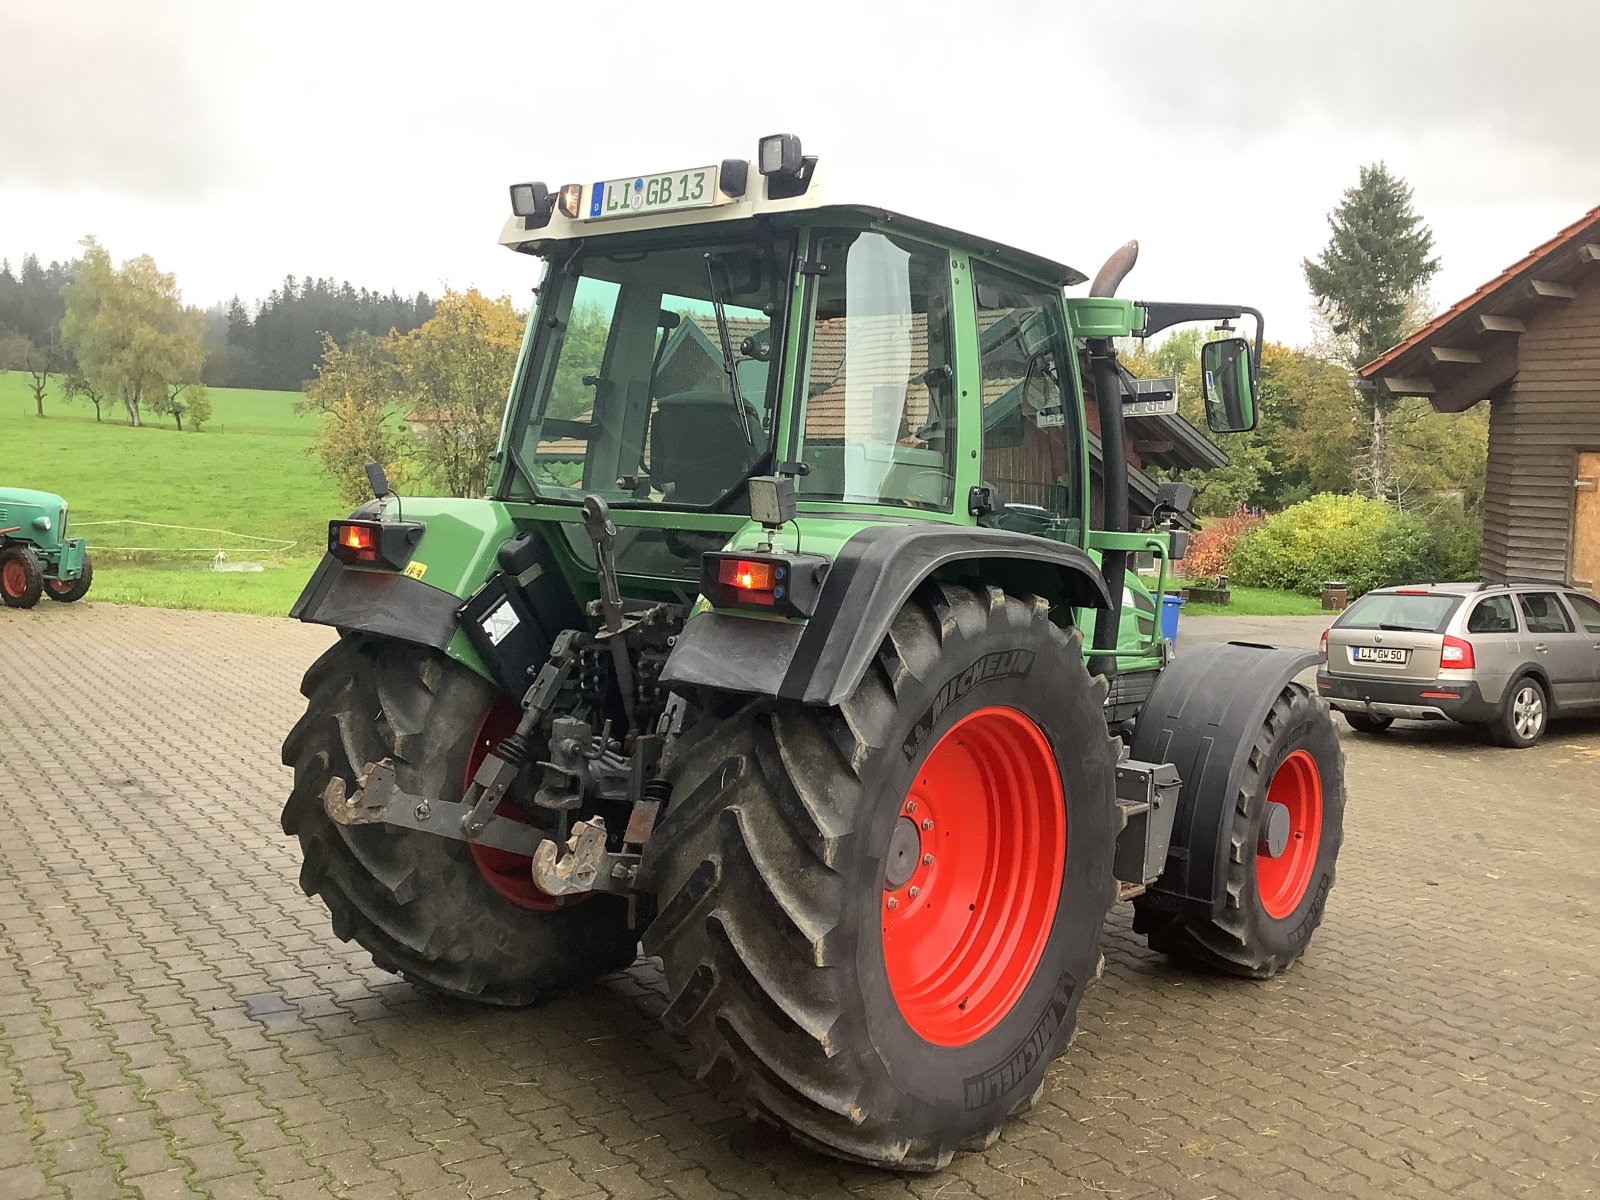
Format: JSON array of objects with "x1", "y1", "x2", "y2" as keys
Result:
[
  {"x1": 1130, "y1": 640, "x2": 1322, "y2": 917},
  {"x1": 661, "y1": 524, "x2": 1111, "y2": 707},
  {"x1": 290, "y1": 554, "x2": 463, "y2": 651}
]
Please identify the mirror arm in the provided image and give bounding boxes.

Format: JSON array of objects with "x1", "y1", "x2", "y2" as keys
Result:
[{"x1": 1139, "y1": 303, "x2": 1265, "y2": 374}]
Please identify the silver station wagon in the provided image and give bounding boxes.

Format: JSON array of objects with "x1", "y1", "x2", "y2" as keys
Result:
[{"x1": 1316, "y1": 582, "x2": 1600, "y2": 748}]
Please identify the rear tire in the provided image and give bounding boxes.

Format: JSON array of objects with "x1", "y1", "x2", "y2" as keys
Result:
[
  {"x1": 643, "y1": 584, "x2": 1118, "y2": 1169},
  {"x1": 1341, "y1": 710, "x2": 1393, "y2": 735},
  {"x1": 1135, "y1": 682, "x2": 1344, "y2": 978},
  {"x1": 1488, "y1": 675, "x2": 1547, "y2": 749},
  {"x1": 281, "y1": 636, "x2": 638, "y2": 1006},
  {"x1": 45, "y1": 555, "x2": 92, "y2": 602},
  {"x1": 1, "y1": 546, "x2": 44, "y2": 608}
]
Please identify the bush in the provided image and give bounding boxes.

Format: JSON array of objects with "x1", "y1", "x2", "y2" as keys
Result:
[
  {"x1": 1230, "y1": 493, "x2": 1442, "y2": 598},
  {"x1": 1182, "y1": 507, "x2": 1261, "y2": 585}
]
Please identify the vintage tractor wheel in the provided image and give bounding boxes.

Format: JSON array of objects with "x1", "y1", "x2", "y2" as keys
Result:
[
  {"x1": 643, "y1": 583, "x2": 1118, "y2": 1169},
  {"x1": 45, "y1": 554, "x2": 93, "y2": 603},
  {"x1": 1135, "y1": 681, "x2": 1344, "y2": 978},
  {"x1": 1, "y1": 546, "x2": 45, "y2": 608},
  {"x1": 281, "y1": 636, "x2": 638, "y2": 1006}
]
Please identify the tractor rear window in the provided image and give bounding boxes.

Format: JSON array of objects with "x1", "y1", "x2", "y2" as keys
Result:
[
  {"x1": 1336, "y1": 592, "x2": 1459, "y2": 633},
  {"x1": 793, "y1": 231, "x2": 956, "y2": 511}
]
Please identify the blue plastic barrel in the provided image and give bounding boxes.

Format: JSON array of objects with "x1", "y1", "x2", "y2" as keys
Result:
[{"x1": 1160, "y1": 593, "x2": 1184, "y2": 646}]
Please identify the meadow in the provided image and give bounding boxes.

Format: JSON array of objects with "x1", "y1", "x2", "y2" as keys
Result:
[{"x1": 2, "y1": 372, "x2": 340, "y2": 615}]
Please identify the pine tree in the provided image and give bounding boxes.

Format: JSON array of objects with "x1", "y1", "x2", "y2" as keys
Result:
[{"x1": 1303, "y1": 163, "x2": 1440, "y2": 498}]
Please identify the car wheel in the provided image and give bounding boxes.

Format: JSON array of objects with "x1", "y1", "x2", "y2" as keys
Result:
[
  {"x1": 1341, "y1": 710, "x2": 1394, "y2": 735},
  {"x1": 1489, "y1": 675, "x2": 1547, "y2": 749}
]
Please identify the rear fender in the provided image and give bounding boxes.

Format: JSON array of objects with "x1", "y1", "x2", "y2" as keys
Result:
[
  {"x1": 1130, "y1": 641, "x2": 1321, "y2": 917},
  {"x1": 661, "y1": 524, "x2": 1111, "y2": 706}
]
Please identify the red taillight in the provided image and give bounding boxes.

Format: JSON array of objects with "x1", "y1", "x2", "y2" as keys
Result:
[
  {"x1": 1319, "y1": 629, "x2": 1329, "y2": 661},
  {"x1": 338, "y1": 523, "x2": 377, "y2": 551},
  {"x1": 1440, "y1": 634, "x2": 1475, "y2": 670},
  {"x1": 716, "y1": 558, "x2": 778, "y2": 605}
]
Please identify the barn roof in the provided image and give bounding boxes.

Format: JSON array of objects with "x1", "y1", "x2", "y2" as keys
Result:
[{"x1": 1358, "y1": 203, "x2": 1600, "y2": 412}]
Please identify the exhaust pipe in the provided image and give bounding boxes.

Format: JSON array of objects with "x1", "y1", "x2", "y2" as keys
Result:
[{"x1": 1086, "y1": 241, "x2": 1139, "y2": 683}]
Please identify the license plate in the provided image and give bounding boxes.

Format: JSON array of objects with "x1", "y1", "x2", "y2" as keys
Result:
[
  {"x1": 1352, "y1": 646, "x2": 1409, "y2": 664},
  {"x1": 587, "y1": 167, "x2": 718, "y2": 220}
]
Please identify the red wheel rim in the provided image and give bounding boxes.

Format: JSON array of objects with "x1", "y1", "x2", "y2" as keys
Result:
[
  {"x1": 47, "y1": 578, "x2": 72, "y2": 595},
  {"x1": 464, "y1": 702, "x2": 567, "y2": 911},
  {"x1": 881, "y1": 706, "x2": 1065, "y2": 1047},
  {"x1": 1256, "y1": 749, "x2": 1323, "y2": 919},
  {"x1": 2, "y1": 560, "x2": 26, "y2": 597}
]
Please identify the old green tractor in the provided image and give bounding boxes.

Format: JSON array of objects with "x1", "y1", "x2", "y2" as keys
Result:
[
  {"x1": 282, "y1": 137, "x2": 1344, "y2": 1169},
  {"x1": 0, "y1": 487, "x2": 93, "y2": 608}
]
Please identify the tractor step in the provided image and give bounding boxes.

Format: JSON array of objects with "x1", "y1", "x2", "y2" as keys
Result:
[{"x1": 1112, "y1": 759, "x2": 1182, "y2": 889}]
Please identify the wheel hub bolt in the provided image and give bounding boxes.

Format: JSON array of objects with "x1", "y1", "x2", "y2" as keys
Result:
[
  {"x1": 905, "y1": 801, "x2": 918, "y2": 814},
  {"x1": 908, "y1": 886, "x2": 920, "y2": 898},
  {"x1": 922, "y1": 854, "x2": 934, "y2": 866},
  {"x1": 886, "y1": 897, "x2": 899, "y2": 910},
  {"x1": 921, "y1": 818, "x2": 933, "y2": 831}
]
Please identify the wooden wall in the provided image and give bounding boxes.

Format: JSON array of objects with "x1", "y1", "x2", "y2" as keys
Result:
[{"x1": 1482, "y1": 280, "x2": 1600, "y2": 583}]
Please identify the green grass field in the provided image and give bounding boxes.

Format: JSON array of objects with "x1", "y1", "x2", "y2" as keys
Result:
[
  {"x1": 1168, "y1": 580, "x2": 1325, "y2": 617},
  {"x1": 3, "y1": 372, "x2": 339, "y2": 615}
]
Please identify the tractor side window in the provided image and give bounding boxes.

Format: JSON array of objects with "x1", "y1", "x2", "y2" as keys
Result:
[
  {"x1": 973, "y1": 264, "x2": 1081, "y2": 533},
  {"x1": 795, "y1": 231, "x2": 956, "y2": 510},
  {"x1": 530, "y1": 276, "x2": 619, "y2": 491}
]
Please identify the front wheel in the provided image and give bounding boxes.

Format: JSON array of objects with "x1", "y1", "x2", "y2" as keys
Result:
[
  {"x1": 1135, "y1": 682, "x2": 1345, "y2": 978},
  {"x1": 1, "y1": 546, "x2": 44, "y2": 608},
  {"x1": 643, "y1": 584, "x2": 1118, "y2": 1169},
  {"x1": 45, "y1": 555, "x2": 93, "y2": 603}
]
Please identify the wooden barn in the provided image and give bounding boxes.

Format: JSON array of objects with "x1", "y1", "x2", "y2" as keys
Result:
[{"x1": 1360, "y1": 204, "x2": 1600, "y2": 589}]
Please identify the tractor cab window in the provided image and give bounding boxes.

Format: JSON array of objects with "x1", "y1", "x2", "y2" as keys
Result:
[
  {"x1": 973, "y1": 264, "x2": 1082, "y2": 538},
  {"x1": 508, "y1": 236, "x2": 790, "y2": 508},
  {"x1": 793, "y1": 231, "x2": 956, "y2": 510}
]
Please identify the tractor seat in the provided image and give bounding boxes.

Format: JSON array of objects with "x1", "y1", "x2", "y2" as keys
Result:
[{"x1": 650, "y1": 390, "x2": 763, "y2": 505}]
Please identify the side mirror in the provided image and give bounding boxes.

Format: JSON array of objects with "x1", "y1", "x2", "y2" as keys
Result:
[{"x1": 1201, "y1": 337, "x2": 1258, "y2": 433}]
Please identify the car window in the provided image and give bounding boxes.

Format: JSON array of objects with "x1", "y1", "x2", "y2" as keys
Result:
[
  {"x1": 1466, "y1": 595, "x2": 1519, "y2": 633},
  {"x1": 1336, "y1": 591, "x2": 1458, "y2": 633},
  {"x1": 1517, "y1": 592, "x2": 1574, "y2": 634},
  {"x1": 1566, "y1": 592, "x2": 1600, "y2": 634}
]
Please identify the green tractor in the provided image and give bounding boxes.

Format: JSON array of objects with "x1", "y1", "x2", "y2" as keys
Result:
[
  {"x1": 282, "y1": 136, "x2": 1344, "y2": 1169},
  {"x1": 1, "y1": 487, "x2": 94, "y2": 608}
]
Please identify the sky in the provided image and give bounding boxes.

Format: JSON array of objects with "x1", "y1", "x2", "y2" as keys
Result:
[{"x1": 4, "y1": 0, "x2": 1599, "y2": 348}]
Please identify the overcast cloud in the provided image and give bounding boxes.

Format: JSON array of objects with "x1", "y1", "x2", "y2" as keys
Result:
[{"x1": 3, "y1": 0, "x2": 1597, "y2": 347}]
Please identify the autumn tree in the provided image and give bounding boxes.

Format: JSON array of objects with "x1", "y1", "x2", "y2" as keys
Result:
[
  {"x1": 60, "y1": 237, "x2": 207, "y2": 428},
  {"x1": 0, "y1": 331, "x2": 60, "y2": 417},
  {"x1": 297, "y1": 332, "x2": 412, "y2": 505},
  {"x1": 1303, "y1": 164, "x2": 1440, "y2": 497},
  {"x1": 394, "y1": 289, "x2": 524, "y2": 498}
]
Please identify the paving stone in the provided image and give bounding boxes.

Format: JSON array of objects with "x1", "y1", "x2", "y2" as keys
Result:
[{"x1": 1, "y1": 603, "x2": 1597, "y2": 1200}]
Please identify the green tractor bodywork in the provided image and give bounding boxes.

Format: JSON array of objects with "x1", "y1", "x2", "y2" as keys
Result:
[
  {"x1": 282, "y1": 142, "x2": 1342, "y2": 1171},
  {"x1": 0, "y1": 487, "x2": 92, "y2": 608}
]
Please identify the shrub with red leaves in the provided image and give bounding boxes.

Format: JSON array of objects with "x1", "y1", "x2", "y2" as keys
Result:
[{"x1": 1183, "y1": 507, "x2": 1262, "y2": 584}]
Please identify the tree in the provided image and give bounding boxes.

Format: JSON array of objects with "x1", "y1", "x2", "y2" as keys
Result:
[
  {"x1": 61, "y1": 371, "x2": 110, "y2": 422},
  {"x1": 297, "y1": 332, "x2": 413, "y2": 504},
  {"x1": 1303, "y1": 163, "x2": 1441, "y2": 498},
  {"x1": 0, "y1": 332, "x2": 61, "y2": 417},
  {"x1": 393, "y1": 289, "x2": 524, "y2": 498},
  {"x1": 60, "y1": 238, "x2": 206, "y2": 428}
]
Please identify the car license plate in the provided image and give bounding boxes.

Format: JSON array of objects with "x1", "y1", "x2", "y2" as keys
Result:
[
  {"x1": 587, "y1": 167, "x2": 718, "y2": 220},
  {"x1": 1352, "y1": 646, "x2": 1409, "y2": 664}
]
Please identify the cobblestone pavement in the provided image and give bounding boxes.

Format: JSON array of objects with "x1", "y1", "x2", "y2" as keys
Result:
[{"x1": 2, "y1": 601, "x2": 1597, "y2": 1200}]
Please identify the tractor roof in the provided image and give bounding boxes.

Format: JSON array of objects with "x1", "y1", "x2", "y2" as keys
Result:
[{"x1": 497, "y1": 161, "x2": 1088, "y2": 289}]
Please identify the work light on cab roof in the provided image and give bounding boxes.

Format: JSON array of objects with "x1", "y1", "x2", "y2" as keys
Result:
[{"x1": 507, "y1": 133, "x2": 811, "y2": 232}]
